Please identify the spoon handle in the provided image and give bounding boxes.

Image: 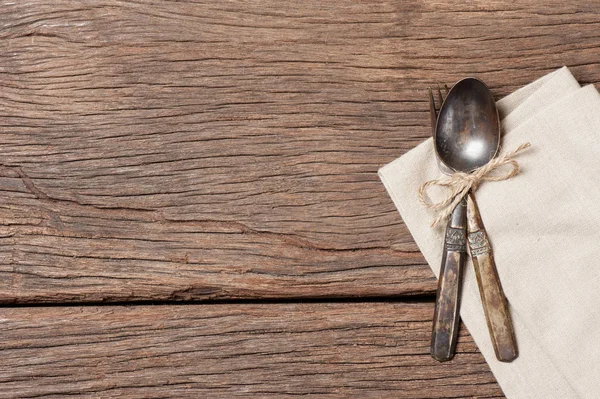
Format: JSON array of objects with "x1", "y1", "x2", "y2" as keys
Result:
[
  {"x1": 431, "y1": 197, "x2": 467, "y2": 362},
  {"x1": 466, "y1": 193, "x2": 518, "y2": 362}
]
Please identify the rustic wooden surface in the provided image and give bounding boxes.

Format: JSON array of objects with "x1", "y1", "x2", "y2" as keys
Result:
[
  {"x1": 1, "y1": 0, "x2": 599, "y2": 397},
  {"x1": 1, "y1": 0, "x2": 600, "y2": 303},
  {"x1": 0, "y1": 302, "x2": 504, "y2": 398}
]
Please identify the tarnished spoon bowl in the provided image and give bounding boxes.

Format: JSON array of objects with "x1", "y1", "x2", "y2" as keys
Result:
[{"x1": 435, "y1": 78, "x2": 500, "y2": 172}]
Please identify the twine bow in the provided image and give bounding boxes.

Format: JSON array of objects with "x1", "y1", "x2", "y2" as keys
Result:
[{"x1": 418, "y1": 142, "x2": 531, "y2": 226}]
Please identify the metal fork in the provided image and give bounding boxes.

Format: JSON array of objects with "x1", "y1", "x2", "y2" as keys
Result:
[{"x1": 429, "y1": 86, "x2": 518, "y2": 363}]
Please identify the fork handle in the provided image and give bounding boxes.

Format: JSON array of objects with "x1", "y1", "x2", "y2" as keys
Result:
[
  {"x1": 431, "y1": 197, "x2": 467, "y2": 362},
  {"x1": 466, "y1": 193, "x2": 518, "y2": 362}
]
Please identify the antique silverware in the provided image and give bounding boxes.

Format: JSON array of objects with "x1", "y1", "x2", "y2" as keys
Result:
[
  {"x1": 429, "y1": 86, "x2": 468, "y2": 362},
  {"x1": 429, "y1": 80, "x2": 518, "y2": 362},
  {"x1": 466, "y1": 193, "x2": 518, "y2": 362},
  {"x1": 430, "y1": 196, "x2": 467, "y2": 362}
]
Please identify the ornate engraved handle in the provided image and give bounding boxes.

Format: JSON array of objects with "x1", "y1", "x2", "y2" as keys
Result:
[
  {"x1": 467, "y1": 193, "x2": 518, "y2": 362},
  {"x1": 431, "y1": 197, "x2": 467, "y2": 362}
]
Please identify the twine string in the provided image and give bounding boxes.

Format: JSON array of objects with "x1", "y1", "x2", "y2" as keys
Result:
[{"x1": 418, "y1": 142, "x2": 531, "y2": 226}]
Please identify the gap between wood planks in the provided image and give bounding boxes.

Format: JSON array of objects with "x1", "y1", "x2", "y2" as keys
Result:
[{"x1": 0, "y1": 294, "x2": 436, "y2": 308}]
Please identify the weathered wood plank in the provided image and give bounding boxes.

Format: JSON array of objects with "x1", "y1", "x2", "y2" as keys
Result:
[
  {"x1": 0, "y1": 302, "x2": 504, "y2": 398},
  {"x1": 0, "y1": 0, "x2": 599, "y2": 302}
]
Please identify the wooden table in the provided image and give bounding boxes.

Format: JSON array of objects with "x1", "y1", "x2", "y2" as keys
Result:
[{"x1": 1, "y1": 1, "x2": 598, "y2": 397}]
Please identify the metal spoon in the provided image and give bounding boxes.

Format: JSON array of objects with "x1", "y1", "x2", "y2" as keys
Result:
[
  {"x1": 429, "y1": 83, "x2": 469, "y2": 362},
  {"x1": 431, "y1": 78, "x2": 518, "y2": 362}
]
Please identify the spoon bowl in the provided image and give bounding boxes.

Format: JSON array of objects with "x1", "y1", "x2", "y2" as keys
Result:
[{"x1": 435, "y1": 78, "x2": 500, "y2": 172}]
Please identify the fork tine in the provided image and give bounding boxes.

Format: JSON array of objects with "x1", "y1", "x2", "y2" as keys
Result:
[
  {"x1": 437, "y1": 85, "x2": 444, "y2": 108},
  {"x1": 428, "y1": 87, "x2": 437, "y2": 136}
]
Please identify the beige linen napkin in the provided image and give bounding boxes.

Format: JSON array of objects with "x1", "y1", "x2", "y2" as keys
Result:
[{"x1": 379, "y1": 67, "x2": 600, "y2": 398}]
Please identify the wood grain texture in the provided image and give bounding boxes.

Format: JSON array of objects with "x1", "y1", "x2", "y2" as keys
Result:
[
  {"x1": 0, "y1": 302, "x2": 504, "y2": 398},
  {"x1": 1, "y1": 0, "x2": 600, "y2": 302}
]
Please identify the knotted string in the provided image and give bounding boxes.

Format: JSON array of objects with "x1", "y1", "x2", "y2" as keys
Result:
[{"x1": 418, "y1": 142, "x2": 531, "y2": 226}]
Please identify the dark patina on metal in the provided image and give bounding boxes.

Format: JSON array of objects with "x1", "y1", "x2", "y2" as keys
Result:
[
  {"x1": 430, "y1": 197, "x2": 467, "y2": 362},
  {"x1": 434, "y1": 78, "x2": 500, "y2": 173},
  {"x1": 428, "y1": 80, "x2": 518, "y2": 363},
  {"x1": 467, "y1": 194, "x2": 518, "y2": 362}
]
